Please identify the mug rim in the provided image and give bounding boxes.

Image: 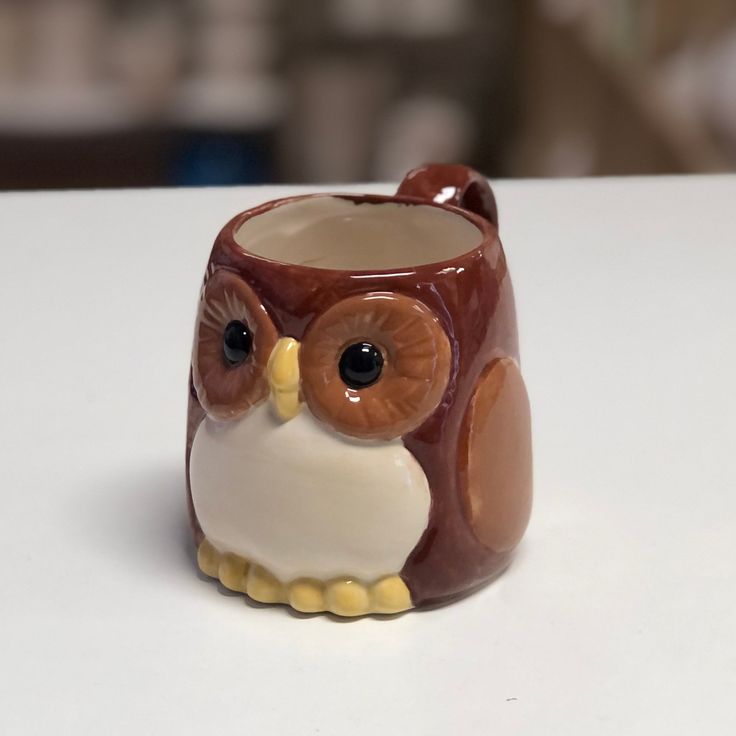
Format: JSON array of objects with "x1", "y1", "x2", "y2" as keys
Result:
[{"x1": 218, "y1": 192, "x2": 499, "y2": 276}]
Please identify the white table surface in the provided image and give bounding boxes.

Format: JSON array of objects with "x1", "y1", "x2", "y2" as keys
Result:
[{"x1": 1, "y1": 176, "x2": 734, "y2": 735}]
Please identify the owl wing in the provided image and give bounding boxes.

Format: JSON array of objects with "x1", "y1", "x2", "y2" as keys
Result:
[{"x1": 459, "y1": 358, "x2": 533, "y2": 553}]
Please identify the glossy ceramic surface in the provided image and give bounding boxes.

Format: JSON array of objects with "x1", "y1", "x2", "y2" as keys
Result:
[{"x1": 186, "y1": 164, "x2": 532, "y2": 616}]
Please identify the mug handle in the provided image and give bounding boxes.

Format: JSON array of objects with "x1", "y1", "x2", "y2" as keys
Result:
[{"x1": 397, "y1": 163, "x2": 498, "y2": 228}]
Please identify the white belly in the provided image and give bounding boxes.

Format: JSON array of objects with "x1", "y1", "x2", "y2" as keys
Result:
[{"x1": 189, "y1": 403, "x2": 431, "y2": 582}]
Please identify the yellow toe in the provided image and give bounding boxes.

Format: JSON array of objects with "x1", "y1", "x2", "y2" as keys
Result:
[
  {"x1": 326, "y1": 579, "x2": 371, "y2": 617},
  {"x1": 371, "y1": 576, "x2": 413, "y2": 614},
  {"x1": 219, "y1": 553, "x2": 249, "y2": 592},
  {"x1": 289, "y1": 579, "x2": 326, "y2": 613},
  {"x1": 197, "y1": 539, "x2": 220, "y2": 578},
  {"x1": 247, "y1": 565, "x2": 286, "y2": 604}
]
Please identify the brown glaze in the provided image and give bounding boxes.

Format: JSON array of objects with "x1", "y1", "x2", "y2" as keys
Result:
[
  {"x1": 459, "y1": 358, "x2": 533, "y2": 553},
  {"x1": 186, "y1": 164, "x2": 531, "y2": 607},
  {"x1": 300, "y1": 292, "x2": 451, "y2": 441},
  {"x1": 397, "y1": 163, "x2": 499, "y2": 227}
]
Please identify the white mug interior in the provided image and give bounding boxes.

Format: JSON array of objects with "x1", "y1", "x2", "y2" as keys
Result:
[{"x1": 234, "y1": 195, "x2": 483, "y2": 271}]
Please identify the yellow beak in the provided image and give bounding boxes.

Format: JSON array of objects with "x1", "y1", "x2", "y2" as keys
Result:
[{"x1": 267, "y1": 337, "x2": 301, "y2": 421}]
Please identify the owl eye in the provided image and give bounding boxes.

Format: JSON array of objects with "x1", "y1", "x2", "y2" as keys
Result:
[
  {"x1": 339, "y1": 342, "x2": 384, "y2": 389},
  {"x1": 192, "y1": 270, "x2": 278, "y2": 420},
  {"x1": 223, "y1": 320, "x2": 253, "y2": 366},
  {"x1": 301, "y1": 292, "x2": 451, "y2": 441}
]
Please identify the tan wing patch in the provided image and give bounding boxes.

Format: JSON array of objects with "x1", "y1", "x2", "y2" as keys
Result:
[{"x1": 460, "y1": 358, "x2": 532, "y2": 552}]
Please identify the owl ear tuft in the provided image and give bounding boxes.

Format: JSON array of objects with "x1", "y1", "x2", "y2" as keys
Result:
[{"x1": 397, "y1": 163, "x2": 498, "y2": 229}]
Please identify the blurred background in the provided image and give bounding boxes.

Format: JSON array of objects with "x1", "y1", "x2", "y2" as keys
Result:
[{"x1": 1, "y1": 0, "x2": 735, "y2": 190}]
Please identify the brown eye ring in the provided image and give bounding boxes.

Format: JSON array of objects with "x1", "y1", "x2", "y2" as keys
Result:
[
  {"x1": 301, "y1": 292, "x2": 451, "y2": 440},
  {"x1": 192, "y1": 270, "x2": 278, "y2": 420}
]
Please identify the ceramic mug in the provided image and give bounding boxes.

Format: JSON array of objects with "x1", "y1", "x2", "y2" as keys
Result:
[{"x1": 186, "y1": 164, "x2": 532, "y2": 617}]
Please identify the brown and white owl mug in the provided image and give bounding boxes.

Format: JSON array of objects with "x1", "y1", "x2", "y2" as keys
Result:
[{"x1": 186, "y1": 164, "x2": 532, "y2": 617}]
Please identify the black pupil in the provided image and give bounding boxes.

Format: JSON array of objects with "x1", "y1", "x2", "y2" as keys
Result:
[
  {"x1": 223, "y1": 320, "x2": 252, "y2": 366},
  {"x1": 339, "y1": 342, "x2": 383, "y2": 389}
]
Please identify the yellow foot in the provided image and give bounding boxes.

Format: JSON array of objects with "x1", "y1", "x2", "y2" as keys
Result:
[
  {"x1": 219, "y1": 553, "x2": 249, "y2": 592},
  {"x1": 371, "y1": 575, "x2": 413, "y2": 614},
  {"x1": 246, "y1": 564, "x2": 287, "y2": 604},
  {"x1": 196, "y1": 540, "x2": 413, "y2": 617},
  {"x1": 289, "y1": 579, "x2": 325, "y2": 613},
  {"x1": 326, "y1": 579, "x2": 371, "y2": 617},
  {"x1": 197, "y1": 539, "x2": 221, "y2": 578}
]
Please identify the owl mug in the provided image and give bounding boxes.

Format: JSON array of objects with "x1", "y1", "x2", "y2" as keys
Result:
[{"x1": 186, "y1": 164, "x2": 532, "y2": 617}]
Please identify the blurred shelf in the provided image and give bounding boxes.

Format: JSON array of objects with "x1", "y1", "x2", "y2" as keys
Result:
[
  {"x1": 565, "y1": 19, "x2": 732, "y2": 172},
  {"x1": 0, "y1": 84, "x2": 144, "y2": 136},
  {"x1": 514, "y1": 3, "x2": 734, "y2": 176},
  {"x1": 170, "y1": 76, "x2": 286, "y2": 131}
]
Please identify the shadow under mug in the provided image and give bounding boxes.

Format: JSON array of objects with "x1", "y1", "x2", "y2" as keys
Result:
[{"x1": 186, "y1": 164, "x2": 532, "y2": 614}]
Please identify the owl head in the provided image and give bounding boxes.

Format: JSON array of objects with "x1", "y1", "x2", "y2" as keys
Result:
[{"x1": 190, "y1": 189, "x2": 508, "y2": 438}]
